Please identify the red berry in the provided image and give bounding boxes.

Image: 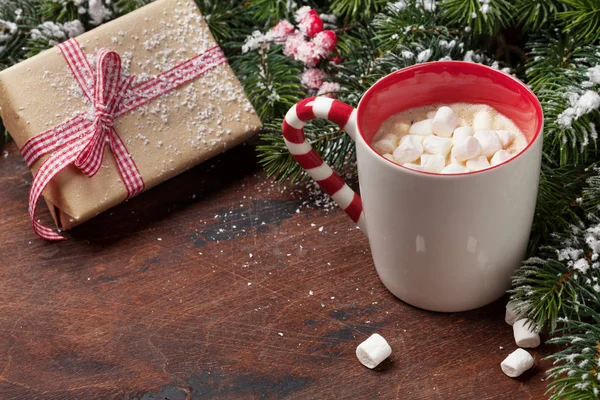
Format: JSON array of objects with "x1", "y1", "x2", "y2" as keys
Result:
[
  {"x1": 314, "y1": 30, "x2": 337, "y2": 53},
  {"x1": 270, "y1": 19, "x2": 295, "y2": 39},
  {"x1": 298, "y1": 10, "x2": 323, "y2": 38}
]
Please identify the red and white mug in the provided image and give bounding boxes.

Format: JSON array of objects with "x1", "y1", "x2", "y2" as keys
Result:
[{"x1": 282, "y1": 61, "x2": 543, "y2": 312}]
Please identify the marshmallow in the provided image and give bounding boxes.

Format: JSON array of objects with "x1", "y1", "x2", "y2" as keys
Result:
[
  {"x1": 356, "y1": 333, "x2": 392, "y2": 369},
  {"x1": 497, "y1": 130, "x2": 516, "y2": 148},
  {"x1": 451, "y1": 155, "x2": 465, "y2": 166},
  {"x1": 452, "y1": 136, "x2": 481, "y2": 162},
  {"x1": 409, "y1": 119, "x2": 433, "y2": 136},
  {"x1": 383, "y1": 153, "x2": 395, "y2": 162},
  {"x1": 474, "y1": 130, "x2": 502, "y2": 158},
  {"x1": 393, "y1": 135, "x2": 423, "y2": 163},
  {"x1": 513, "y1": 319, "x2": 541, "y2": 348},
  {"x1": 501, "y1": 348, "x2": 534, "y2": 378},
  {"x1": 421, "y1": 154, "x2": 445, "y2": 173},
  {"x1": 466, "y1": 155, "x2": 490, "y2": 171},
  {"x1": 505, "y1": 301, "x2": 520, "y2": 326},
  {"x1": 431, "y1": 106, "x2": 458, "y2": 138},
  {"x1": 491, "y1": 149, "x2": 512, "y2": 166},
  {"x1": 423, "y1": 135, "x2": 453, "y2": 157},
  {"x1": 441, "y1": 163, "x2": 467, "y2": 174},
  {"x1": 373, "y1": 138, "x2": 396, "y2": 154},
  {"x1": 403, "y1": 163, "x2": 424, "y2": 171},
  {"x1": 400, "y1": 134, "x2": 425, "y2": 144},
  {"x1": 452, "y1": 126, "x2": 474, "y2": 143},
  {"x1": 473, "y1": 110, "x2": 493, "y2": 131},
  {"x1": 393, "y1": 122, "x2": 411, "y2": 135}
]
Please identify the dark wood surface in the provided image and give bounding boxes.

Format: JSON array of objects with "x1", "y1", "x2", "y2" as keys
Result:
[{"x1": 0, "y1": 140, "x2": 553, "y2": 400}]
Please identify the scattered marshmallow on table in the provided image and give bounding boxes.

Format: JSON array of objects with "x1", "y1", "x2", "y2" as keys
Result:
[
  {"x1": 513, "y1": 319, "x2": 541, "y2": 348},
  {"x1": 452, "y1": 136, "x2": 481, "y2": 162},
  {"x1": 466, "y1": 155, "x2": 490, "y2": 171},
  {"x1": 505, "y1": 301, "x2": 519, "y2": 326},
  {"x1": 474, "y1": 130, "x2": 503, "y2": 158},
  {"x1": 423, "y1": 135, "x2": 453, "y2": 157},
  {"x1": 409, "y1": 119, "x2": 433, "y2": 136},
  {"x1": 473, "y1": 110, "x2": 493, "y2": 131},
  {"x1": 491, "y1": 149, "x2": 512, "y2": 166},
  {"x1": 501, "y1": 348, "x2": 534, "y2": 378},
  {"x1": 431, "y1": 106, "x2": 458, "y2": 138},
  {"x1": 356, "y1": 333, "x2": 392, "y2": 369},
  {"x1": 393, "y1": 135, "x2": 423, "y2": 163},
  {"x1": 421, "y1": 154, "x2": 445, "y2": 173}
]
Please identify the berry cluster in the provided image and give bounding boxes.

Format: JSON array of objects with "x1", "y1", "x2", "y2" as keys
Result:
[{"x1": 268, "y1": 7, "x2": 341, "y2": 96}]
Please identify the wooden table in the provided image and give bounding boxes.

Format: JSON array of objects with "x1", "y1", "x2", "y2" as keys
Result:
[{"x1": 0, "y1": 141, "x2": 553, "y2": 399}]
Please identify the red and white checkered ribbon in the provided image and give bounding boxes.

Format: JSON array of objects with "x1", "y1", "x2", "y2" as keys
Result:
[{"x1": 22, "y1": 38, "x2": 227, "y2": 240}]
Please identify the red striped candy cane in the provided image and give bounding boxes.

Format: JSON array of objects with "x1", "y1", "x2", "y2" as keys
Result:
[{"x1": 282, "y1": 96, "x2": 366, "y2": 232}]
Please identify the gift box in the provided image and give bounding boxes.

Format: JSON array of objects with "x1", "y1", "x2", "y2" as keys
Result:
[{"x1": 0, "y1": 0, "x2": 262, "y2": 239}]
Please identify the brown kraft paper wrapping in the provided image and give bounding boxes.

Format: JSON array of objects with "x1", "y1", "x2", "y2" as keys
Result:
[{"x1": 0, "y1": 0, "x2": 262, "y2": 231}]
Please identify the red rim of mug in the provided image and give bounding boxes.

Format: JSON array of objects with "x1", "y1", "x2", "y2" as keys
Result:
[{"x1": 356, "y1": 61, "x2": 544, "y2": 176}]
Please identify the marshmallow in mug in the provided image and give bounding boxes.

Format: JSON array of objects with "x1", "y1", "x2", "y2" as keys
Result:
[{"x1": 372, "y1": 103, "x2": 528, "y2": 174}]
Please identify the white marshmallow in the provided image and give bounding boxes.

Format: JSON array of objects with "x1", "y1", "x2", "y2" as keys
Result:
[
  {"x1": 431, "y1": 106, "x2": 458, "y2": 138},
  {"x1": 466, "y1": 155, "x2": 490, "y2": 171},
  {"x1": 491, "y1": 149, "x2": 512, "y2": 166},
  {"x1": 356, "y1": 333, "x2": 392, "y2": 369},
  {"x1": 373, "y1": 138, "x2": 396, "y2": 154},
  {"x1": 403, "y1": 163, "x2": 424, "y2": 171},
  {"x1": 400, "y1": 134, "x2": 425, "y2": 145},
  {"x1": 452, "y1": 126, "x2": 474, "y2": 143},
  {"x1": 423, "y1": 135, "x2": 453, "y2": 157},
  {"x1": 409, "y1": 119, "x2": 433, "y2": 136},
  {"x1": 505, "y1": 301, "x2": 520, "y2": 326},
  {"x1": 421, "y1": 154, "x2": 445, "y2": 173},
  {"x1": 474, "y1": 130, "x2": 503, "y2": 158},
  {"x1": 451, "y1": 155, "x2": 465, "y2": 166},
  {"x1": 452, "y1": 136, "x2": 481, "y2": 162},
  {"x1": 393, "y1": 135, "x2": 423, "y2": 163},
  {"x1": 473, "y1": 110, "x2": 493, "y2": 131},
  {"x1": 501, "y1": 348, "x2": 534, "y2": 378},
  {"x1": 383, "y1": 153, "x2": 395, "y2": 162},
  {"x1": 441, "y1": 163, "x2": 467, "y2": 174},
  {"x1": 513, "y1": 319, "x2": 541, "y2": 348},
  {"x1": 393, "y1": 122, "x2": 411, "y2": 135},
  {"x1": 497, "y1": 130, "x2": 516, "y2": 148}
]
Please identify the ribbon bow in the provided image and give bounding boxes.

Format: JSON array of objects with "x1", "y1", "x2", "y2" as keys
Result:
[{"x1": 21, "y1": 39, "x2": 227, "y2": 240}]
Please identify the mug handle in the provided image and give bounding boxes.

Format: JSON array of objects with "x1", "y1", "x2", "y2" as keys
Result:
[{"x1": 282, "y1": 96, "x2": 367, "y2": 233}]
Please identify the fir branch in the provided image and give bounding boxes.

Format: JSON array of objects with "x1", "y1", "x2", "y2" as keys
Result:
[
  {"x1": 373, "y1": 0, "x2": 453, "y2": 53},
  {"x1": 231, "y1": 45, "x2": 305, "y2": 121},
  {"x1": 546, "y1": 313, "x2": 600, "y2": 399},
  {"x1": 558, "y1": 0, "x2": 600, "y2": 46},
  {"x1": 330, "y1": 0, "x2": 387, "y2": 22},
  {"x1": 440, "y1": 0, "x2": 514, "y2": 36},
  {"x1": 247, "y1": 0, "x2": 298, "y2": 25},
  {"x1": 530, "y1": 163, "x2": 592, "y2": 254},
  {"x1": 38, "y1": 0, "x2": 80, "y2": 23},
  {"x1": 196, "y1": 0, "x2": 253, "y2": 50},
  {"x1": 0, "y1": 0, "x2": 41, "y2": 70},
  {"x1": 515, "y1": 0, "x2": 563, "y2": 33},
  {"x1": 525, "y1": 34, "x2": 600, "y2": 165},
  {"x1": 511, "y1": 219, "x2": 600, "y2": 331},
  {"x1": 257, "y1": 119, "x2": 356, "y2": 183}
]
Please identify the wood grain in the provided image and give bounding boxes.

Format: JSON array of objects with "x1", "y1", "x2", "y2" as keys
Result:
[{"x1": 0, "y1": 141, "x2": 554, "y2": 399}]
